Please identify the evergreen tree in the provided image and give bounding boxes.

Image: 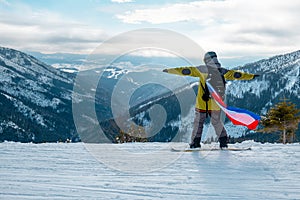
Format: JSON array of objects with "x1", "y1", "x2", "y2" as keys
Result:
[{"x1": 260, "y1": 101, "x2": 300, "y2": 144}]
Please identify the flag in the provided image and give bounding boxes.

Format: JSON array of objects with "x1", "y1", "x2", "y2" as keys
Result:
[{"x1": 206, "y1": 82, "x2": 260, "y2": 130}]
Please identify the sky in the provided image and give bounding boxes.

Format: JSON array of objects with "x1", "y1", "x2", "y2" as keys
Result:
[{"x1": 1, "y1": 0, "x2": 300, "y2": 66}]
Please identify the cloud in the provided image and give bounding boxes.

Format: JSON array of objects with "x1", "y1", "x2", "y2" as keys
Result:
[
  {"x1": 117, "y1": 0, "x2": 300, "y2": 27},
  {"x1": 117, "y1": 1, "x2": 225, "y2": 24},
  {"x1": 0, "y1": 4, "x2": 108, "y2": 54},
  {"x1": 1, "y1": 0, "x2": 299, "y2": 60},
  {"x1": 116, "y1": 0, "x2": 300, "y2": 57}
]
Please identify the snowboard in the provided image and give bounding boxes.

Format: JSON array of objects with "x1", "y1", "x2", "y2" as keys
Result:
[{"x1": 171, "y1": 147, "x2": 251, "y2": 152}]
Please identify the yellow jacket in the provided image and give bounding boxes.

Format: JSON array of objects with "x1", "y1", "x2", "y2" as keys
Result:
[{"x1": 163, "y1": 66, "x2": 256, "y2": 111}]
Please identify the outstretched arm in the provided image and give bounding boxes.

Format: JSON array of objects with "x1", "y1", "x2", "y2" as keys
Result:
[
  {"x1": 220, "y1": 68, "x2": 259, "y2": 80},
  {"x1": 163, "y1": 67, "x2": 202, "y2": 77},
  {"x1": 164, "y1": 66, "x2": 259, "y2": 80}
]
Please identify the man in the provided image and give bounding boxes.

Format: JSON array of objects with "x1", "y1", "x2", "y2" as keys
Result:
[{"x1": 163, "y1": 52, "x2": 258, "y2": 148}]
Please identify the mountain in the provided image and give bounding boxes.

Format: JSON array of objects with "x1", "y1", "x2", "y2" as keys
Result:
[
  {"x1": 1, "y1": 47, "x2": 180, "y2": 143},
  {"x1": 29, "y1": 51, "x2": 199, "y2": 73},
  {"x1": 75, "y1": 66, "x2": 196, "y2": 143},
  {"x1": 0, "y1": 47, "x2": 79, "y2": 142},
  {"x1": 225, "y1": 50, "x2": 300, "y2": 142},
  {"x1": 117, "y1": 51, "x2": 300, "y2": 143},
  {"x1": 1, "y1": 47, "x2": 299, "y2": 143},
  {"x1": 227, "y1": 50, "x2": 300, "y2": 113}
]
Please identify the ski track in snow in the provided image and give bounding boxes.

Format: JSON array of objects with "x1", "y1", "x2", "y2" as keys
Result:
[{"x1": 0, "y1": 142, "x2": 300, "y2": 200}]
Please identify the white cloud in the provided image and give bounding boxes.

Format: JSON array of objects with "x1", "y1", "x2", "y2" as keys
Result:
[
  {"x1": 117, "y1": 0, "x2": 300, "y2": 58},
  {"x1": 1, "y1": 0, "x2": 299, "y2": 60},
  {"x1": 117, "y1": 1, "x2": 226, "y2": 24},
  {"x1": 0, "y1": 5, "x2": 108, "y2": 54},
  {"x1": 117, "y1": 0, "x2": 300, "y2": 27}
]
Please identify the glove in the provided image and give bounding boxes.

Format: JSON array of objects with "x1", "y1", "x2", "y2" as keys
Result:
[
  {"x1": 253, "y1": 74, "x2": 260, "y2": 78},
  {"x1": 163, "y1": 69, "x2": 168, "y2": 73}
]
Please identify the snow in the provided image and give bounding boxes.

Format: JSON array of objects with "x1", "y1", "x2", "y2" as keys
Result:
[
  {"x1": 226, "y1": 79, "x2": 270, "y2": 99},
  {"x1": 59, "y1": 68, "x2": 78, "y2": 73},
  {"x1": 0, "y1": 48, "x2": 74, "y2": 109},
  {"x1": 37, "y1": 75, "x2": 52, "y2": 85},
  {"x1": 283, "y1": 65, "x2": 299, "y2": 92},
  {"x1": 0, "y1": 121, "x2": 25, "y2": 132},
  {"x1": 169, "y1": 105, "x2": 250, "y2": 141},
  {"x1": 13, "y1": 98, "x2": 46, "y2": 127},
  {"x1": 226, "y1": 50, "x2": 300, "y2": 115},
  {"x1": 104, "y1": 68, "x2": 128, "y2": 79},
  {"x1": 1, "y1": 93, "x2": 46, "y2": 127},
  {"x1": 1, "y1": 141, "x2": 300, "y2": 199},
  {"x1": 224, "y1": 122, "x2": 248, "y2": 138}
]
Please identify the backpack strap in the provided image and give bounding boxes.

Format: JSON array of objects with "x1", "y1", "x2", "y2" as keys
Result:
[{"x1": 200, "y1": 83, "x2": 210, "y2": 118}]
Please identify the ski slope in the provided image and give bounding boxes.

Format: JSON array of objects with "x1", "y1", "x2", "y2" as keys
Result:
[{"x1": 1, "y1": 141, "x2": 300, "y2": 199}]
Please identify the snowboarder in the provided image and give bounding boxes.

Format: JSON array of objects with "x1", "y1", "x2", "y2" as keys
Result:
[{"x1": 163, "y1": 51, "x2": 259, "y2": 148}]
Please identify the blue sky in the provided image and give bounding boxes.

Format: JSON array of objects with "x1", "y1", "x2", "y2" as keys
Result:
[{"x1": 1, "y1": 0, "x2": 300, "y2": 66}]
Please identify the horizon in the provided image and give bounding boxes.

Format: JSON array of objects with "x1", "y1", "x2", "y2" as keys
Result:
[
  {"x1": 25, "y1": 48, "x2": 300, "y2": 69},
  {"x1": 1, "y1": 44, "x2": 299, "y2": 70}
]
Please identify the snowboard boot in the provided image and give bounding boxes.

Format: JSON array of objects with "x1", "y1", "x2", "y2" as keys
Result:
[
  {"x1": 190, "y1": 137, "x2": 201, "y2": 148},
  {"x1": 219, "y1": 136, "x2": 228, "y2": 149}
]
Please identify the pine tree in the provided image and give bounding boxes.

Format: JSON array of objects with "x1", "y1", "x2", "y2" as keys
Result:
[{"x1": 260, "y1": 100, "x2": 300, "y2": 144}]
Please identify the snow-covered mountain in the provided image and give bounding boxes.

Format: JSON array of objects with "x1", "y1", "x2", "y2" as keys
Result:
[
  {"x1": 0, "y1": 47, "x2": 78, "y2": 142},
  {"x1": 1, "y1": 47, "x2": 299, "y2": 143},
  {"x1": 224, "y1": 51, "x2": 300, "y2": 141},
  {"x1": 80, "y1": 66, "x2": 196, "y2": 143},
  {"x1": 227, "y1": 50, "x2": 300, "y2": 114},
  {"x1": 127, "y1": 51, "x2": 300, "y2": 143}
]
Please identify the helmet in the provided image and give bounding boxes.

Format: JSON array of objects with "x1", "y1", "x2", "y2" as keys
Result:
[
  {"x1": 203, "y1": 51, "x2": 220, "y2": 67},
  {"x1": 204, "y1": 51, "x2": 217, "y2": 63}
]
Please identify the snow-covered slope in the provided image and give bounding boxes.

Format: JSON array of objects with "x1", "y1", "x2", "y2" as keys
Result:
[
  {"x1": 1, "y1": 141, "x2": 299, "y2": 199},
  {"x1": 226, "y1": 50, "x2": 300, "y2": 114},
  {"x1": 0, "y1": 47, "x2": 78, "y2": 142},
  {"x1": 222, "y1": 50, "x2": 300, "y2": 140}
]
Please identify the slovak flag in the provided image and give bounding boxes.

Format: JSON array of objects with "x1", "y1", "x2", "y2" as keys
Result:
[{"x1": 206, "y1": 82, "x2": 260, "y2": 130}]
